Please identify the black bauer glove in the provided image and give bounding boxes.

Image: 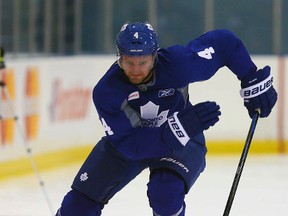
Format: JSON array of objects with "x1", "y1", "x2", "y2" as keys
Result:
[
  {"x1": 240, "y1": 66, "x2": 278, "y2": 118},
  {"x1": 163, "y1": 101, "x2": 221, "y2": 150}
]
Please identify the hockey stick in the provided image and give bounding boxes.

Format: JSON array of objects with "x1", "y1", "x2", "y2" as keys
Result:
[
  {"x1": 0, "y1": 47, "x2": 54, "y2": 215},
  {"x1": 223, "y1": 110, "x2": 260, "y2": 216}
]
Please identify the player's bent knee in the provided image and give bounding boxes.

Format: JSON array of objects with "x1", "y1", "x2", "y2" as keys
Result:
[
  {"x1": 147, "y1": 169, "x2": 186, "y2": 216},
  {"x1": 56, "y1": 189, "x2": 104, "y2": 216}
]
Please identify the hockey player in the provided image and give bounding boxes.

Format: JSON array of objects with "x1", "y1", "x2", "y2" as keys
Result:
[{"x1": 56, "y1": 22, "x2": 277, "y2": 216}]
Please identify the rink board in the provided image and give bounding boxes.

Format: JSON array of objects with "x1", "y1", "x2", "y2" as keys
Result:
[{"x1": 0, "y1": 55, "x2": 287, "y2": 179}]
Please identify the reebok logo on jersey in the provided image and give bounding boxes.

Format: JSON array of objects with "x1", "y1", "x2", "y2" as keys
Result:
[{"x1": 158, "y1": 89, "x2": 175, "y2": 98}]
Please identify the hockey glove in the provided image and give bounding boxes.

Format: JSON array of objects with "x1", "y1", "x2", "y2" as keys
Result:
[
  {"x1": 240, "y1": 66, "x2": 277, "y2": 118},
  {"x1": 163, "y1": 101, "x2": 221, "y2": 150}
]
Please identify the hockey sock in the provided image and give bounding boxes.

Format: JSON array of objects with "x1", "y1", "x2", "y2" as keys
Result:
[
  {"x1": 56, "y1": 189, "x2": 104, "y2": 216},
  {"x1": 147, "y1": 169, "x2": 186, "y2": 216}
]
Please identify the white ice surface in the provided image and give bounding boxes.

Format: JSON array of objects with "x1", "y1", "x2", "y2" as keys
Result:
[{"x1": 0, "y1": 155, "x2": 287, "y2": 216}]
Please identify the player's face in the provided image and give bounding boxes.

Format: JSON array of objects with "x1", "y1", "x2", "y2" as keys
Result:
[{"x1": 121, "y1": 55, "x2": 154, "y2": 84}]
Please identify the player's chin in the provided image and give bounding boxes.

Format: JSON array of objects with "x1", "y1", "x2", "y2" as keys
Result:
[{"x1": 129, "y1": 77, "x2": 144, "y2": 85}]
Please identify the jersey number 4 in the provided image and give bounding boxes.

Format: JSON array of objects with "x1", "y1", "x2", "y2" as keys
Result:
[
  {"x1": 197, "y1": 47, "x2": 215, "y2": 60},
  {"x1": 101, "y1": 118, "x2": 114, "y2": 135}
]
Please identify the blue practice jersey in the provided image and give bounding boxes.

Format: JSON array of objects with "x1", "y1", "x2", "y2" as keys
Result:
[{"x1": 93, "y1": 29, "x2": 257, "y2": 159}]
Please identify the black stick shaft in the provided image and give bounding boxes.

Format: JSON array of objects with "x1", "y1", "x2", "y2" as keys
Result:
[
  {"x1": 223, "y1": 112, "x2": 260, "y2": 216},
  {"x1": 0, "y1": 47, "x2": 5, "y2": 69}
]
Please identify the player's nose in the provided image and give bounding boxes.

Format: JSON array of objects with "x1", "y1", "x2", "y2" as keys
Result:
[{"x1": 130, "y1": 67, "x2": 142, "y2": 74}]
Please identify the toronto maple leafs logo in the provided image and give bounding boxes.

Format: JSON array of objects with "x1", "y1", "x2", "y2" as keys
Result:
[
  {"x1": 80, "y1": 172, "x2": 88, "y2": 182},
  {"x1": 140, "y1": 101, "x2": 169, "y2": 127}
]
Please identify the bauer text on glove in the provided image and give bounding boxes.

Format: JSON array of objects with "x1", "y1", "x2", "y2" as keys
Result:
[
  {"x1": 240, "y1": 66, "x2": 277, "y2": 118},
  {"x1": 163, "y1": 101, "x2": 221, "y2": 150}
]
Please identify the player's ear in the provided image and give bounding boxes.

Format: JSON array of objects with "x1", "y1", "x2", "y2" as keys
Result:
[
  {"x1": 117, "y1": 51, "x2": 123, "y2": 68},
  {"x1": 116, "y1": 46, "x2": 123, "y2": 69},
  {"x1": 117, "y1": 58, "x2": 123, "y2": 69},
  {"x1": 152, "y1": 53, "x2": 158, "y2": 68}
]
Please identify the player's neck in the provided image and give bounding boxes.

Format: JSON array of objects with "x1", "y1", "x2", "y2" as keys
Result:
[{"x1": 140, "y1": 69, "x2": 154, "y2": 84}]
